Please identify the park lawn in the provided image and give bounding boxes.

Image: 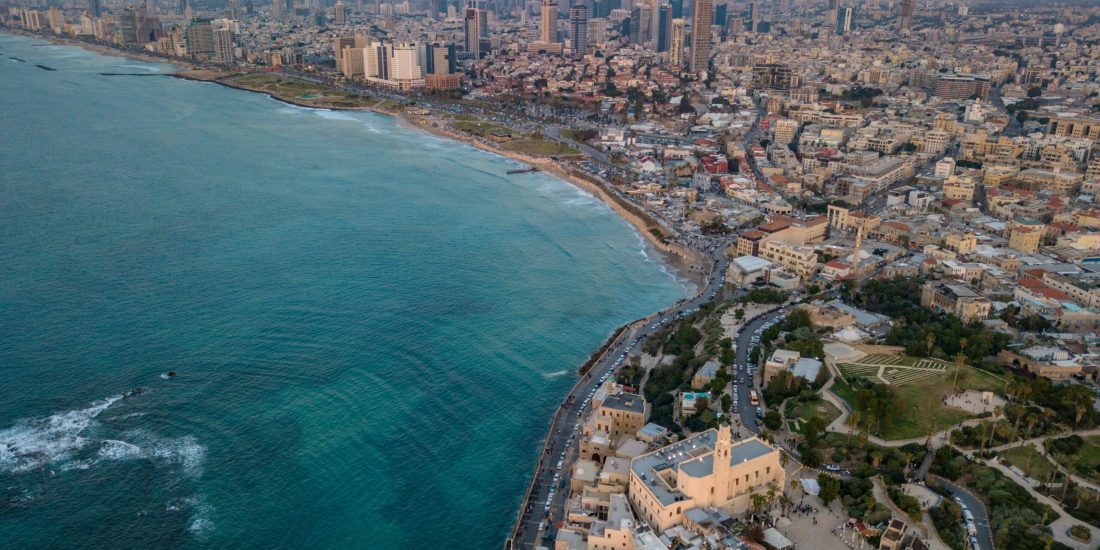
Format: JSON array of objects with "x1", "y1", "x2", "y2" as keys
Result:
[
  {"x1": 830, "y1": 366, "x2": 1003, "y2": 441},
  {"x1": 787, "y1": 398, "x2": 841, "y2": 434},
  {"x1": 452, "y1": 120, "x2": 516, "y2": 138},
  {"x1": 830, "y1": 378, "x2": 858, "y2": 407},
  {"x1": 876, "y1": 367, "x2": 1003, "y2": 439},
  {"x1": 1000, "y1": 445, "x2": 1061, "y2": 484},
  {"x1": 222, "y1": 73, "x2": 380, "y2": 108},
  {"x1": 1052, "y1": 435, "x2": 1100, "y2": 483},
  {"x1": 500, "y1": 138, "x2": 577, "y2": 157}
]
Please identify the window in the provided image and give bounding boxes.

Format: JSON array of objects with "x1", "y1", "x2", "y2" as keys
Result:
[{"x1": 766, "y1": 466, "x2": 771, "y2": 474}]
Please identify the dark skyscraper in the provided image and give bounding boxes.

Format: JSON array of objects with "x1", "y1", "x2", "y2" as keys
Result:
[
  {"x1": 570, "y1": 4, "x2": 589, "y2": 54},
  {"x1": 713, "y1": 1, "x2": 726, "y2": 28},
  {"x1": 835, "y1": 5, "x2": 852, "y2": 34},
  {"x1": 657, "y1": 4, "x2": 671, "y2": 52},
  {"x1": 669, "y1": 0, "x2": 681, "y2": 19},
  {"x1": 87, "y1": 0, "x2": 102, "y2": 17}
]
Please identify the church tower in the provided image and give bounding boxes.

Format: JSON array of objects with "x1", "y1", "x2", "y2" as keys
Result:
[{"x1": 712, "y1": 423, "x2": 733, "y2": 504}]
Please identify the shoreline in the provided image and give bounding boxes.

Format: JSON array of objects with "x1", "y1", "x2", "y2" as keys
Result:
[{"x1": 3, "y1": 27, "x2": 706, "y2": 290}]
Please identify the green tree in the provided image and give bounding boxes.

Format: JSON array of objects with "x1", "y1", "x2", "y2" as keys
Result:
[
  {"x1": 803, "y1": 415, "x2": 828, "y2": 446},
  {"x1": 818, "y1": 474, "x2": 841, "y2": 506}
]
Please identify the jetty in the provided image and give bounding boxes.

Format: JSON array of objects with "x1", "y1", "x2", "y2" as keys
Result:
[{"x1": 506, "y1": 166, "x2": 540, "y2": 175}]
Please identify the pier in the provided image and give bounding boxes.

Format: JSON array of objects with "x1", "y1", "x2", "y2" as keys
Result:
[{"x1": 506, "y1": 166, "x2": 540, "y2": 175}]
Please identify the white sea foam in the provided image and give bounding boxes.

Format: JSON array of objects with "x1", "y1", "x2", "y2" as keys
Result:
[
  {"x1": 0, "y1": 392, "x2": 207, "y2": 479},
  {"x1": 313, "y1": 109, "x2": 383, "y2": 133},
  {"x1": 117, "y1": 63, "x2": 161, "y2": 73},
  {"x1": 542, "y1": 370, "x2": 569, "y2": 379},
  {"x1": 149, "y1": 435, "x2": 206, "y2": 478},
  {"x1": 97, "y1": 439, "x2": 143, "y2": 460},
  {"x1": 186, "y1": 498, "x2": 215, "y2": 538},
  {"x1": 0, "y1": 394, "x2": 124, "y2": 473}
]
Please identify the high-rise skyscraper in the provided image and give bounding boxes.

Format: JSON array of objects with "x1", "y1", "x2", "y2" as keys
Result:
[
  {"x1": 184, "y1": 18, "x2": 214, "y2": 57},
  {"x1": 272, "y1": 0, "x2": 285, "y2": 18},
  {"x1": 898, "y1": 0, "x2": 913, "y2": 30},
  {"x1": 464, "y1": 3, "x2": 483, "y2": 57},
  {"x1": 213, "y1": 28, "x2": 235, "y2": 63},
  {"x1": 87, "y1": 0, "x2": 102, "y2": 17},
  {"x1": 835, "y1": 6, "x2": 852, "y2": 34},
  {"x1": 569, "y1": 4, "x2": 589, "y2": 54},
  {"x1": 669, "y1": 0, "x2": 681, "y2": 18},
  {"x1": 425, "y1": 42, "x2": 457, "y2": 74},
  {"x1": 669, "y1": 17, "x2": 685, "y2": 66},
  {"x1": 656, "y1": 4, "x2": 671, "y2": 52},
  {"x1": 540, "y1": 0, "x2": 559, "y2": 42},
  {"x1": 747, "y1": 1, "x2": 757, "y2": 32},
  {"x1": 334, "y1": 0, "x2": 346, "y2": 23},
  {"x1": 689, "y1": 0, "x2": 712, "y2": 75},
  {"x1": 629, "y1": 3, "x2": 651, "y2": 44}
]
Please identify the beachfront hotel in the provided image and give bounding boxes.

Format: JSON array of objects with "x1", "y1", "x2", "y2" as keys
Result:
[{"x1": 627, "y1": 425, "x2": 783, "y2": 532}]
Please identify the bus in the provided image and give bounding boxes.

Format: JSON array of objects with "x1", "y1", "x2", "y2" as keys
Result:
[{"x1": 749, "y1": 390, "x2": 759, "y2": 406}]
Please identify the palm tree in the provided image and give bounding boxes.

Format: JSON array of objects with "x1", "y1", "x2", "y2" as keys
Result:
[
  {"x1": 1012, "y1": 404, "x2": 1026, "y2": 439},
  {"x1": 1026, "y1": 414, "x2": 1038, "y2": 439},
  {"x1": 871, "y1": 451, "x2": 883, "y2": 468},
  {"x1": 903, "y1": 451, "x2": 915, "y2": 476},
  {"x1": 1016, "y1": 381, "x2": 1032, "y2": 404},
  {"x1": 952, "y1": 343, "x2": 967, "y2": 395},
  {"x1": 1041, "y1": 407, "x2": 1057, "y2": 434},
  {"x1": 925, "y1": 332, "x2": 935, "y2": 357},
  {"x1": 981, "y1": 406, "x2": 1004, "y2": 456},
  {"x1": 1074, "y1": 405, "x2": 1086, "y2": 432},
  {"x1": 751, "y1": 492, "x2": 767, "y2": 515},
  {"x1": 846, "y1": 411, "x2": 861, "y2": 447},
  {"x1": 1061, "y1": 456, "x2": 1078, "y2": 502}
]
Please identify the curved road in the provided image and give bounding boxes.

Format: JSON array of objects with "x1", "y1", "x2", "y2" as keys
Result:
[
  {"x1": 507, "y1": 241, "x2": 734, "y2": 549},
  {"x1": 929, "y1": 475, "x2": 995, "y2": 550}
]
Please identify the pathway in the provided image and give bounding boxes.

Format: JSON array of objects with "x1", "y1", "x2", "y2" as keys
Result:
[
  {"x1": 984, "y1": 428, "x2": 1100, "y2": 493},
  {"x1": 972, "y1": 456, "x2": 1100, "y2": 550}
]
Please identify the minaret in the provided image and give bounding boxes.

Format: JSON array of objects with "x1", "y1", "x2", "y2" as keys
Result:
[{"x1": 712, "y1": 423, "x2": 733, "y2": 504}]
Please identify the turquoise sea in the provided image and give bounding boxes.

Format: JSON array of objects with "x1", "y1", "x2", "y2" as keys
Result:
[{"x1": 0, "y1": 33, "x2": 687, "y2": 548}]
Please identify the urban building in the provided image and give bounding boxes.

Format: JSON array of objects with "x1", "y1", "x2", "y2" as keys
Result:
[{"x1": 628, "y1": 426, "x2": 784, "y2": 532}]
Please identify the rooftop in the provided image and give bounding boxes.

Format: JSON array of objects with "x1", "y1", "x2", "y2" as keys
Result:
[
  {"x1": 603, "y1": 392, "x2": 646, "y2": 414},
  {"x1": 631, "y1": 430, "x2": 775, "y2": 507}
]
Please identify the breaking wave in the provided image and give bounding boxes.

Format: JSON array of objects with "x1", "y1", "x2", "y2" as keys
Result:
[
  {"x1": 0, "y1": 394, "x2": 126, "y2": 473},
  {"x1": 0, "y1": 391, "x2": 205, "y2": 478}
]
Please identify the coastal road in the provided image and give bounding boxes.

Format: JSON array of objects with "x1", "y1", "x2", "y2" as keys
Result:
[
  {"x1": 929, "y1": 475, "x2": 995, "y2": 550},
  {"x1": 508, "y1": 241, "x2": 735, "y2": 549}
]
